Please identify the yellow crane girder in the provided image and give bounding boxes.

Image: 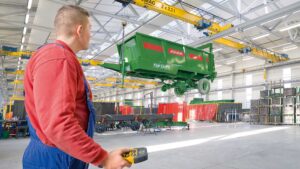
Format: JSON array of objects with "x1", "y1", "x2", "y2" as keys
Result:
[
  {"x1": 86, "y1": 76, "x2": 97, "y2": 81},
  {"x1": 5, "y1": 70, "x2": 25, "y2": 75},
  {"x1": 105, "y1": 77, "x2": 158, "y2": 85},
  {"x1": 10, "y1": 79, "x2": 24, "y2": 85},
  {"x1": 0, "y1": 50, "x2": 32, "y2": 58},
  {"x1": 94, "y1": 83, "x2": 140, "y2": 89},
  {"x1": 122, "y1": 0, "x2": 288, "y2": 63},
  {"x1": 78, "y1": 59, "x2": 104, "y2": 66}
]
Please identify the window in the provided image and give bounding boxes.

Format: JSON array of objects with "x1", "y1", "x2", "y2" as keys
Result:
[
  {"x1": 245, "y1": 74, "x2": 252, "y2": 108},
  {"x1": 283, "y1": 68, "x2": 291, "y2": 88},
  {"x1": 217, "y1": 91, "x2": 223, "y2": 100},
  {"x1": 217, "y1": 79, "x2": 223, "y2": 100}
]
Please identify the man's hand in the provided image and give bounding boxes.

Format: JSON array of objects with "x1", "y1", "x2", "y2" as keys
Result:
[{"x1": 101, "y1": 148, "x2": 132, "y2": 169}]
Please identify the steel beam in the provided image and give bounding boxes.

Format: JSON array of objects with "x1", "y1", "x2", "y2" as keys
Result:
[
  {"x1": 200, "y1": 0, "x2": 299, "y2": 48},
  {"x1": 128, "y1": 4, "x2": 140, "y2": 17},
  {"x1": 191, "y1": 1, "x2": 300, "y2": 46},
  {"x1": 49, "y1": 0, "x2": 196, "y2": 40},
  {"x1": 91, "y1": 14, "x2": 113, "y2": 38}
]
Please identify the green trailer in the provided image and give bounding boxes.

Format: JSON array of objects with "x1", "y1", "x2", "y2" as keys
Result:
[{"x1": 102, "y1": 32, "x2": 216, "y2": 96}]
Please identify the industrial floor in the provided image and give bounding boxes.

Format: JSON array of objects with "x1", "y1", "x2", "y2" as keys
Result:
[{"x1": 0, "y1": 122, "x2": 300, "y2": 169}]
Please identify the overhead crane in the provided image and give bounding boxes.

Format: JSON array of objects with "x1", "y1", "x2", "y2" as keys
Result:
[
  {"x1": 0, "y1": 50, "x2": 32, "y2": 59},
  {"x1": 94, "y1": 83, "x2": 141, "y2": 89},
  {"x1": 92, "y1": 77, "x2": 158, "y2": 89},
  {"x1": 116, "y1": 0, "x2": 288, "y2": 63},
  {"x1": 105, "y1": 77, "x2": 159, "y2": 86}
]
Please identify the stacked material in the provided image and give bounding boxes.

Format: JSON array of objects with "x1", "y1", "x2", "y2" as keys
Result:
[
  {"x1": 269, "y1": 97, "x2": 283, "y2": 124},
  {"x1": 283, "y1": 88, "x2": 296, "y2": 124},
  {"x1": 296, "y1": 95, "x2": 300, "y2": 124}
]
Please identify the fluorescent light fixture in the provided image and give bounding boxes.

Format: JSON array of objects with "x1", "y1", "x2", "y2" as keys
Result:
[
  {"x1": 269, "y1": 43, "x2": 291, "y2": 49},
  {"x1": 279, "y1": 23, "x2": 300, "y2": 32},
  {"x1": 23, "y1": 27, "x2": 27, "y2": 35},
  {"x1": 282, "y1": 46, "x2": 298, "y2": 52},
  {"x1": 20, "y1": 45, "x2": 24, "y2": 51},
  {"x1": 27, "y1": 0, "x2": 33, "y2": 10},
  {"x1": 261, "y1": 15, "x2": 287, "y2": 25},
  {"x1": 25, "y1": 13, "x2": 30, "y2": 24},
  {"x1": 213, "y1": 48, "x2": 223, "y2": 52},
  {"x1": 252, "y1": 33, "x2": 270, "y2": 40},
  {"x1": 21, "y1": 36, "x2": 25, "y2": 43},
  {"x1": 226, "y1": 61, "x2": 237, "y2": 65},
  {"x1": 243, "y1": 26, "x2": 256, "y2": 32},
  {"x1": 243, "y1": 56, "x2": 254, "y2": 61}
]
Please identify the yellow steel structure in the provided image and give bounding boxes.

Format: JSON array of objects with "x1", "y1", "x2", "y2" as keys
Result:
[
  {"x1": 86, "y1": 76, "x2": 97, "y2": 81},
  {"x1": 105, "y1": 77, "x2": 158, "y2": 85},
  {"x1": 78, "y1": 59, "x2": 104, "y2": 66},
  {"x1": 0, "y1": 50, "x2": 32, "y2": 58},
  {"x1": 5, "y1": 70, "x2": 24, "y2": 75},
  {"x1": 8, "y1": 95, "x2": 25, "y2": 113},
  {"x1": 10, "y1": 79, "x2": 24, "y2": 85},
  {"x1": 120, "y1": 0, "x2": 288, "y2": 63},
  {"x1": 131, "y1": 0, "x2": 233, "y2": 33},
  {"x1": 94, "y1": 83, "x2": 140, "y2": 89}
]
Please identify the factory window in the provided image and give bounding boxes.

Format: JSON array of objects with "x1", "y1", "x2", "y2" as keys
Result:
[
  {"x1": 282, "y1": 68, "x2": 291, "y2": 88},
  {"x1": 217, "y1": 79, "x2": 223, "y2": 100},
  {"x1": 245, "y1": 74, "x2": 252, "y2": 108},
  {"x1": 217, "y1": 91, "x2": 223, "y2": 100}
]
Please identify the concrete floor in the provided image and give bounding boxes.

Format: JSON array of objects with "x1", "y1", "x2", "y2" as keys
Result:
[{"x1": 0, "y1": 122, "x2": 300, "y2": 169}]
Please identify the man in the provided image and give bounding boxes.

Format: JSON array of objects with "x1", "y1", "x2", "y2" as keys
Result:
[{"x1": 23, "y1": 5, "x2": 131, "y2": 169}]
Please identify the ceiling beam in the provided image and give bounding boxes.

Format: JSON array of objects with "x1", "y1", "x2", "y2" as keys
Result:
[
  {"x1": 192, "y1": 1, "x2": 300, "y2": 46},
  {"x1": 201, "y1": 0, "x2": 298, "y2": 47},
  {"x1": 91, "y1": 13, "x2": 113, "y2": 38},
  {"x1": 49, "y1": 0, "x2": 196, "y2": 41}
]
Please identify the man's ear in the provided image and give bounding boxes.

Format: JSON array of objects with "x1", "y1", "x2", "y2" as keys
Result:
[{"x1": 76, "y1": 25, "x2": 83, "y2": 37}]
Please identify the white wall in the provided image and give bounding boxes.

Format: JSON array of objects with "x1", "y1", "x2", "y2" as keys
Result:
[{"x1": 98, "y1": 60, "x2": 300, "y2": 109}]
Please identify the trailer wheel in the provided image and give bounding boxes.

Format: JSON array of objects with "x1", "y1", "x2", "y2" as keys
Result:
[
  {"x1": 174, "y1": 87, "x2": 185, "y2": 96},
  {"x1": 161, "y1": 84, "x2": 171, "y2": 92},
  {"x1": 198, "y1": 78, "x2": 210, "y2": 95}
]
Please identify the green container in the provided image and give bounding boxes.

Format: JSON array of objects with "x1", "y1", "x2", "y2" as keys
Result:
[
  {"x1": 171, "y1": 122, "x2": 188, "y2": 127},
  {"x1": 102, "y1": 33, "x2": 216, "y2": 96},
  {"x1": 2, "y1": 130, "x2": 9, "y2": 139},
  {"x1": 117, "y1": 32, "x2": 215, "y2": 80},
  {"x1": 190, "y1": 99, "x2": 235, "y2": 105},
  {"x1": 124, "y1": 99, "x2": 134, "y2": 106},
  {"x1": 190, "y1": 98, "x2": 204, "y2": 104}
]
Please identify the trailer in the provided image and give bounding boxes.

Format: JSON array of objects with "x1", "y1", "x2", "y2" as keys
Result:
[{"x1": 102, "y1": 32, "x2": 216, "y2": 96}]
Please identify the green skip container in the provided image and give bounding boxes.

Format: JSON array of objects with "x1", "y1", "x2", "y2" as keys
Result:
[{"x1": 102, "y1": 32, "x2": 216, "y2": 96}]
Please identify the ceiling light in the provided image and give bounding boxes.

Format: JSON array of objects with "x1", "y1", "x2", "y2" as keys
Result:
[
  {"x1": 20, "y1": 45, "x2": 24, "y2": 51},
  {"x1": 21, "y1": 36, "x2": 25, "y2": 43},
  {"x1": 27, "y1": 0, "x2": 33, "y2": 10},
  {"x1": 269, "y1": 43, "x2": 291, "y2": 49},
  {"x1": 261, "y1": 15, "x2": 287, "y2": 25},
  {"x1": 243, "y1": 56, "x2": 254, "y2": 61},
  {"x1": 25, "y1": 13, "x2": 30, "y2": 24},
  {"x1": 243, "y1": 26, "x2": 256, "y2": 32},
  {"x1": 251, "y1": 33, "x2": 270, "y2": 40},
  {"x1": 226, "y1": 61, "x2": 237, "y2": 65},
  {"x1": 279, "y1": 23, "x2": 300, "y2": 32},
  {"x1": 213, "y1": 48, "x2": 223, "y2": 52},
  {"x1": 282, "y1": 46, "x2": 298, "y2": 52},
  {"x1": 23, "y1": 27, "x2": 27, "y2": 35}
]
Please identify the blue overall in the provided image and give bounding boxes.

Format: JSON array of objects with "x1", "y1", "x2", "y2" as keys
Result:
[{"x1": 23, "y1": 44, "x2": 96, "y2": 169}]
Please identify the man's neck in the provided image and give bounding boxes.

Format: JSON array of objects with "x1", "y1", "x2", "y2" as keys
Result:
[{"x1": 56, "y1": 36, "x2": 80, "y2": 53}]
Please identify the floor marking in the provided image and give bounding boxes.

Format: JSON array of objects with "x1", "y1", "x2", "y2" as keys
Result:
[
  {"x1": 219, "y1": 126, "x2": 290, "y2": 140},
  {"x1": 146, "y1": 135, "x2": 225, "y2": 153},
  {"x1": 144, "y1": 126, "x2": 290, "y2": 153}
]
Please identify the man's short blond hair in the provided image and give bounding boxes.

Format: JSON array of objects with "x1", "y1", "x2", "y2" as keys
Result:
[{"x1": 54, "y1": 5, "x2": 90, "y2": 37}]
